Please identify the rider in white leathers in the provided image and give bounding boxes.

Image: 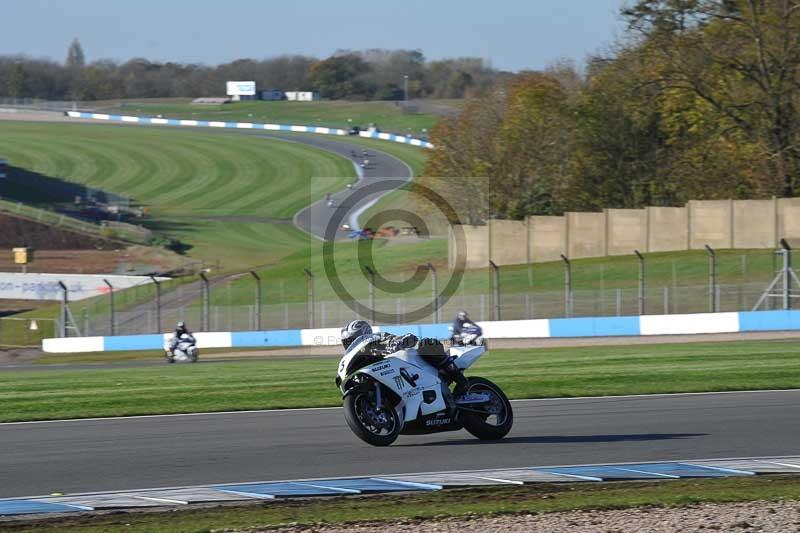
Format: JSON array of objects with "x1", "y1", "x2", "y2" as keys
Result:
[
  {"x1": 165, "y1": 321, "x2": 197, "y2": 362},
  {"x1": 340, "y1": 320, "x2": 468, "y2": 393}
]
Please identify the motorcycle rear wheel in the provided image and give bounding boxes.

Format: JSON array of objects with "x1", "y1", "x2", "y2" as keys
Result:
[
  {"x1": 461, "y1": 377, "x2": 513, "y2": 440},
  {"x1": 343, "y1": 389, "x2": 401, "y2": 446}
]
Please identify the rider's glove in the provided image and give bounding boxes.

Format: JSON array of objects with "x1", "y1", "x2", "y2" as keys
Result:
[{"x1": 387, "y1": 333, "x2": 418, "y2": 353}]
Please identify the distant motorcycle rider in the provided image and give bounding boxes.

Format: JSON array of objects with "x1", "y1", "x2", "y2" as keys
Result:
[
  {"x1": 165, "y1": 321, "x2": 198, "y2": 362},
  {"x1": 340, "y1": 320, "x2": 468, "y2": 393},
  {"x1": 174, "y1": 321, "x2": 190, "y2": 338},
  {"x1": 450, "y1": 310, "x2": 471, "y2": 341}
]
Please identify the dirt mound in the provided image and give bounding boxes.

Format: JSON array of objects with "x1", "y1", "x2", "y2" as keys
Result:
[{"x1": 0, "y1": 212, "x2": 118, "y2": 250}]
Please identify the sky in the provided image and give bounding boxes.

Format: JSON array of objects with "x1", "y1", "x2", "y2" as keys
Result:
[{"x1": 1, "y1": 0, "x2": 626, "y2": 72}]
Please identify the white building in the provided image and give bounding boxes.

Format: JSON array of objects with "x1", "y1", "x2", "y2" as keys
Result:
[
  {"x1": 226, "y1": 81, "x2": 257, "y2": 101},
  {"x1": 285, "y1": 91, "x2": 320, "y2": 102}
]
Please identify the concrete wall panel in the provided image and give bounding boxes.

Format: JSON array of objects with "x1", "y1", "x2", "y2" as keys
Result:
[
  {"x1": 567, "y1": 212, "x2": 605, "y2": 258},
  {"x1": 646, "y1": 207, "x2": 687, "y2": 252},
  {"x1": 733, "y1": 199, "x2": 775, "y2": 248},
  {"x1": 450, "y1": 224, "x2": 489, "y2": 270},
  {"x1": 777, "y1": 198, "x2": 800, "y2": 246},
  {"x1": 528, "y1": 216, "x2": 566, "y2": 263},
  {"x1": 489, "y1": 219, "x2": 528, "y2": 266},
  {"x1": 689, "y1": 200, "x2": 732, "y2": 249},
  {"x1": 606, "y1": 209, "x2": 647, "y2": 256}
]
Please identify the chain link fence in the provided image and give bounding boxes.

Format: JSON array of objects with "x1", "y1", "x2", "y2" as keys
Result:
[
  {"x1": 70, "y1": 281, "x2": 787, "y2": 336},
  {"x1": 36, "y1": 247, "x2": 800, "y2": 338}
]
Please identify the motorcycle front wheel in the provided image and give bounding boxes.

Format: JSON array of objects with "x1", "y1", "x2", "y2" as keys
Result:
[
  {"x1": 343, "y1": 388, "x2": 401, "y2": 446},
  {"x1": 461, "y1": 377, "x2": 513, "y2": 440}
]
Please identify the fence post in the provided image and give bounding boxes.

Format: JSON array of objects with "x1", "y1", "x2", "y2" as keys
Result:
[
  {"x1": 705, "y1": 244, "x2": 717, "y2": 312},
  {"x1": 782, "y1": 239, "x2": 792, "y2": 310},
  {"x1": 560, "y1": 255, "x2": 572, "y2": 318},
  {"x1": 489, "y1": 260, "x2": 501, "y2": 321},
  {"x1": 635, "y1": 250, "x2": 645, "y2": 315},
  {"x1": 363, "y1": 265, "x2": 376, "y2": 324},
  {"x1": 250, "y1": 271, "x2": 261, "y2": 330},
  {"x1": 427, "y1": 263, "x2": 439, "y2": 323},
  {"x1": 150, "y1": 275, "x2": 161, "y2": 333},
  {"x1": 200, "y1": 272, "x2": 210, "y2": 331},
  {"x1": 58, "y1": 281, "x2": 68, "y2": 338},
  {"x1": 103, "y1": 279, "x2": 115, "y2": 335},
  {"x1": 303, "y1": 268, "x2": 315, "y2": 328}
]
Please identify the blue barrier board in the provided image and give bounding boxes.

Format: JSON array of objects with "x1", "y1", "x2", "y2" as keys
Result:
[
  {"x1": 738, "y1": 310, "x2": 800, "y2": 332},
  {"x1": 549, "y1": 316, "x2": 640, "y2": 337},
  {"x1": 231, "y1": 330, "x2": 302, "y2": 347},
  {"x1": 104, "y1": 334, "x2": 163, "y2": 351}
]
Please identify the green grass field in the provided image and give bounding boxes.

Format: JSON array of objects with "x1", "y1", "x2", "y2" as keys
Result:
[
  {"x1": 99, "y1": 98, "x2": 459, "y2": 137},
  {"x1": 6, "y1": 339, "x2": 799, "y2": 422},
  {"x1": 0, "y1": 118, "x2": 442, "y2": 327},
  {"x1": 1, "y1": 121, "x2": 356, "y2": 270}
]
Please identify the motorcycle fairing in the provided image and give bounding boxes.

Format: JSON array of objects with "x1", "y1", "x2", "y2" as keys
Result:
[
  {"x1": 337, "y1": 333, "x2": 383, "y2": 382},
  {"x1": 451, "y1": 345, "x2": 485, "y2": 370},
  {"x1": 354, "y1": 349, "x2": 447, "y2": 422}
]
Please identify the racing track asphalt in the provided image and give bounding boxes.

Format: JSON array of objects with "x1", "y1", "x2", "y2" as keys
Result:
[
  {"x1": 2, "y1": 390, "x2": 799, "y2": 498},
  {"x1": 280, "y1": 133, "x2": 413, "y2": 240}
]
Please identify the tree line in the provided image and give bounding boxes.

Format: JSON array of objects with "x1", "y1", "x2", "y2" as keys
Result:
[
  {"x1": 0, "y1": 40, "x2": 499, "y2": 101},
  {"x1": 423, "y1": 0, "x2": 800, "y2": 222}
]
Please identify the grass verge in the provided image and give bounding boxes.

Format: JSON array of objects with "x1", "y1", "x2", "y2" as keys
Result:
[
  {"x1": 2, "y1": 476, "x2": 798, "y2": 532},
  {"x1": 4, "y1": 338, "x2": 800, "y2": 422}
]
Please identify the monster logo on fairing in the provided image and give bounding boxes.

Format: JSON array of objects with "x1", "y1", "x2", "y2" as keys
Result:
[{"x1": 399, "y1": 367, "x2": 418, "y2": 387}]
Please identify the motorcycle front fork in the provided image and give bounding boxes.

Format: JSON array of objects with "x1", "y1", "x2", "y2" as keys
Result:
[{"x1": 374, "y1": 381, "x2": 383, "y2": 409}]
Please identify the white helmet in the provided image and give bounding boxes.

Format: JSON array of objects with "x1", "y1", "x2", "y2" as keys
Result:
[{"x1": 341, "y1": 320, "x2": 372, "y2": 349}]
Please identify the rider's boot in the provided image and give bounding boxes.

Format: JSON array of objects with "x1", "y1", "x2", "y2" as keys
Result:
[{"x1": 441, "y1": 360, "x2": 469, "y2": 396}]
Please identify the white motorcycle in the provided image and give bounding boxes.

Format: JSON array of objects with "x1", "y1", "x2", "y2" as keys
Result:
[
  {"x1": 451, "y1": 322, "x2": 486, "y2": 347},
  {"x1": 335, "y1": 334, "x2": 513, "y2": 446},
  {"x1": 164, "y1": 333, "x2": 199, "y2": 363}
]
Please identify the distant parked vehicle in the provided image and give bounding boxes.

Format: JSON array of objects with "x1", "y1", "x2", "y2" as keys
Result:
[{"x1": 0, "y1": 158, "x2": 7, "y2": 178}]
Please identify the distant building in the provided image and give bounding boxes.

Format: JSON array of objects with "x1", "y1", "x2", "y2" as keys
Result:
[
  {"x1": 226, "y1": 81, "x2": 257, "y2": 101},
  {"x1": 285, "y1": 91, "x2": 320, "y2": 102},
  {"x1": 259, "y1": 89, "x2": 285, "y2": 101}
]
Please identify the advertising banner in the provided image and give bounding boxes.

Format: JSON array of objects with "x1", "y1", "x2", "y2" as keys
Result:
[{"x1": 0, "y1": 273, "x2": 167, "y2": 301}]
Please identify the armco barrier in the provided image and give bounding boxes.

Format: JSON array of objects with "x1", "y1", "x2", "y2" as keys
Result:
[
  {"x1": 41, "y1": 310, "x2": 798, "y2": 353},
  {"x1": 358, "y1": 130, "x2": 434, "y2": 149},
  {"x1": 66, "y1": 112, "x2": 434, "y2": 148}
]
